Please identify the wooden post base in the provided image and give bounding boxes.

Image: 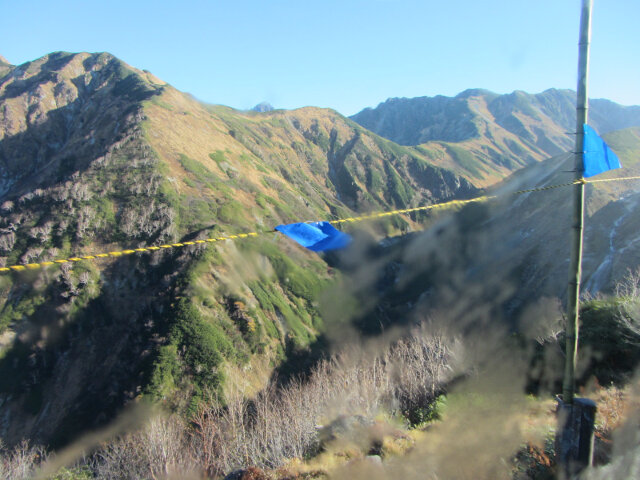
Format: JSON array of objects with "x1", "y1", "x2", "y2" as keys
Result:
[{"x1": 556, "y1": 397, "x2": 596, "y2": 479}]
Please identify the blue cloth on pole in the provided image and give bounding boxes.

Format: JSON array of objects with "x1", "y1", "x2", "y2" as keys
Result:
[
  {"x1": 583, "y1": 124, "x2": 622, "y2": 178},
  {"x1": 275, "y1": 221, "x2": 351, "y2": 252}
]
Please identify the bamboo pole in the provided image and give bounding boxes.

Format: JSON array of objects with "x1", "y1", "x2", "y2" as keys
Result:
[
  {"x1": 563, "y1": 0, "x2": 592, "y2": 407},
  {"x1": 557, "y1": 2, "x2": 596, "y2": 477}
]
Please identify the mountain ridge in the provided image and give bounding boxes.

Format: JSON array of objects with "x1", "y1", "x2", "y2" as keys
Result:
[
  {"x1": 0, "y1": 51, "x2": 476, "y2": 447},
  {"x1": 351, "y1": 88, "x2": 640, "y2": 186}
]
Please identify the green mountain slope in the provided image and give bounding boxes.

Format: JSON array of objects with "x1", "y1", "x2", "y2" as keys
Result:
[
  {"x1": 2, "y1": 50, "x2": 637, "y2": 454},
  {"x1": 0, "y1": 51, "x2": 476, "y2": 447}
]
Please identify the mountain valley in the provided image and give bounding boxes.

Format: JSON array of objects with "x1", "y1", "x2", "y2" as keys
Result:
[
  {"x1": 0, "y1": 51, "x2": 476, "y2": 447},
  {"x1": 1, "y1": 51, "x2": 640, "y2": 478}
]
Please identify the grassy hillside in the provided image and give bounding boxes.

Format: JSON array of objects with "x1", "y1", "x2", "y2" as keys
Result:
[
  {"x1": 0, "y1": 51, "x2": 477, "y2": 447},
  {"x1": 2, "y1": 187, "x2": 639, "y2": 479},
  {"x1": 2, "y1": 50, "x2": 639, "y2": 472}
]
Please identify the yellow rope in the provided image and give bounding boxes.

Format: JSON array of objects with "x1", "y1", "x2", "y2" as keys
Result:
[
  {"x1": 511, "y1": 181, "x2": 578, "y2": 195},
  {"x1": 1, "y1": 174, "x2": 638, "y2": 274},
  {"x1": 328, "y1": 195, "x2": 496, "y2": 225},
  {"x1": 0, "y1": 233, "x2": 259, "y2": 273},
  {"x1": 583, "y1": 174, "x2": 640, "y2": 184}
]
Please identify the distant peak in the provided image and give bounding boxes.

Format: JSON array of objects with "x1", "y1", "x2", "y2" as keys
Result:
[
  {"x1": 455, "y1": 88, "x2": 497, "y2": 99},
  {"x1": 252, "y1": 102, "x2": 274, "y2": 112},
  {"x1": 0, "y1": 54, "x2": 11, "y2": 65}
]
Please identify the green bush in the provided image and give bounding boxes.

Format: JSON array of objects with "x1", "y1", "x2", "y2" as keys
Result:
[
  {"x1": 579, "y1": 298, "x2": 640, "y2": 385},
  {"x1": 0, "y1": 294, "x2": 47, "y2": 334},
  {"x1": 49, "y1": 466, "x2": 94, "y2": 480},
  {"x1": 403, "y1": 394, "x2": 447, "y2": 427},
  {"x1": 209, "y1": 150, "x2": 227, "y2": 169},
  {"x1": 168, "y1": 298, "x2": 231, "y2": 396},
  {"x1": 179, "y1": 153, "x2": 211, "y2": 179},
  {"x1": 146, "y1": 344, "x2": 181, "y2": 399},
  {"x1": 217, "y1": 200, "x2": 246, "y2": 224}
]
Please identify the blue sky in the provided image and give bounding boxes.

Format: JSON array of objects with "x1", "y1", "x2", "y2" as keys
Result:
[{"x1": 2, "y1": 0, "x2": 639, "y2": 115}]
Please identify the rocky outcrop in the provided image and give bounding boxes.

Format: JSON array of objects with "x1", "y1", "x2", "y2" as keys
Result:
[{"x1": 0, "y1": 52, "x2": 163, "y2": 198}]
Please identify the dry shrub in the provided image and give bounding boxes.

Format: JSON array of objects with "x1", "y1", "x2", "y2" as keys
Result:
[
  {"x1": 595, "y1": 386, "x2": 626, "y2": 436},
  {"x1": 2, "y1": 324, "x2": 457, "y2": 479},
  {"x1": 591, "y1": 382, "x2": 640, "y2": 466},
  {"x1": 615, "y1": 267, "x2": 640, "y2": 301},
  {"x1": 388, "y1": 324, "x2": 459, "y2": 424},
  {"x1": 585, "y1": 378, "x2": 640, "y2": 479},
  {"x1": 615, "y1": 267, "x2": 640, "y2": 336},
  {"x1": 190, "y1": 324, "x2": 459, "y2": 473},
  {"x1": 94, "y1": 415, "x2": 199, "y2": 480},
  {"x1": 0, "y1": 441, "x2": 47, "y2": 480}
]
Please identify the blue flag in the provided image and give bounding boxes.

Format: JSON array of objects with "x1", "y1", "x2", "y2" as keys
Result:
[
  {"x1": 583, "y1": 124, "x2": 622, "y2": 178},
  {"x1": 275, "y1": 221, "x2": 351, "y2": 252}
]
